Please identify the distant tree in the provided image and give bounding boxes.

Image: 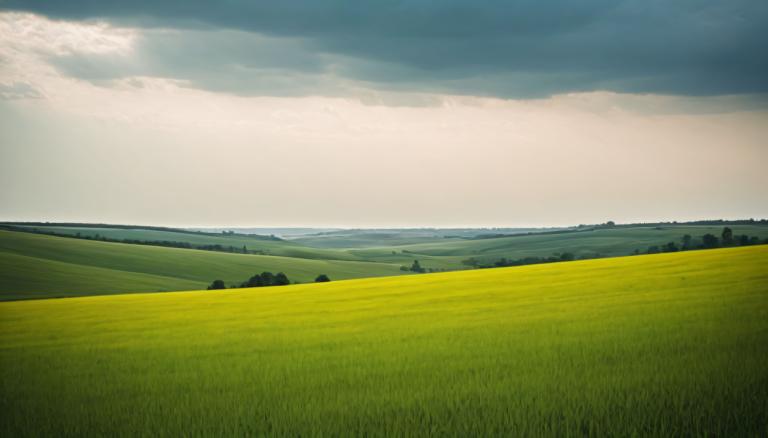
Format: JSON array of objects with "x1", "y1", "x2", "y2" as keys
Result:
[
  {"x1": 737, "y1": 235, "x2": 750, "y2": 246},
  {"x1": 559, "y1": 252, "x2": 575, "y2": 261},
  {"x1": 662, "y1": 242, "x2": 679, "y2": 252},
  {"x1": 749, "y1": 236, "x2": 760, "y2": 245},
  {"x1": 701, "y1": 234, "x2": 719, "y2": 249},
  {"x1": 681, "y1": 234, "x2": 693, "y2": 250},
  {"x1": 647, "y1": 245, "x2": 660, "y2": 254},
  {"x1": 410, "y1": 260, "x2": 425, "y2": 273},
  {"x1": 315, "y1": 274, "x2": 331, "y2": 282},
  {"x1": 243, "y1": 245, "x2": 248, "y2": 253},
  {"x1": 245, "y1": 274, "x2": 264, "y2": 288},
  {"x1": 605, "y1": 221, "x2": 616, "y2": 227},
  {"x1": 633, "y1": 249, "x2": 640, "y2": 255},
  {"x1": 274, "y1": 272, "x2": 290, "y2": 286},
  {"x1": 207, "y1": 279, "x2": 226, "y2": 290},
  {"x1": 399, "y1": 265, "x2": 410, "y2": 271},
  {"x1": 259, "y1": 271, "x2": 275, "y2": 286},
  {"x1": 721, "y1": 227, "x2": 734, "y2": 246}
]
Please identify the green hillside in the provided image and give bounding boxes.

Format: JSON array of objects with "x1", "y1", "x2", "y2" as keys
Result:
[
  {"x1": 1, "y1": 246, "x2": 766, "y2": 435},
  {"x1": 9, "y1": 225, "x2": 361, "y2": 261},
  {"x1": 349, "y1": 225, "x2": 768, "y2": 268},
  {"x1": 0, "y1": 230, "x2": 406, "y2": 300}
]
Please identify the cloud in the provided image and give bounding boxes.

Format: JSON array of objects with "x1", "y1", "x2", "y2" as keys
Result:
[
  {"x1": 0, "y1": 82, "x2": 42, "y2": 99},
  {"x1": 4, "y1": 1, "x2": 767, "y2": 99}
]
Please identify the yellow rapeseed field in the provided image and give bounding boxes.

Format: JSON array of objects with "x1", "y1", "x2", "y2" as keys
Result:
[{"x1": 1, "y1": 246, "x2": 766, "y2": 436}]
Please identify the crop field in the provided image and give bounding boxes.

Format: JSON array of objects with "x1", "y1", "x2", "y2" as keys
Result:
[
  {"x1": 1, "y1": 246, "x2": 766, "y2": 436},
  {"x1": 349, "y1": 225, "x2": 768, "y2": 267},
  {"x1": 9, "y1": 225, "x2": 361, "y2": 261},
  {"x1": 0, "y1": 231, "x2": 406, "y2": 300}
]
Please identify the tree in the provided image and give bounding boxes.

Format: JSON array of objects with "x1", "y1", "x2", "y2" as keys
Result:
[
  {"x1": 207, "y1": 279, "x2": 226, "y2": 290},
  {"x1": 647, "y1": 245, "x2": 660, "y2": 254},
  {"x1": 721, "y1": 227, "x2": 734, "y2": 246},
  {"x1": 662, "y1": 242, "x2": 678, "y2": 252},
  {"x1": 315, "y1": 274, "x2": 331, "y2": 282},
  {"x1": 259, "y1": 271, "x2": 275, "y2": 286},
  {"x1": 737, "y1": 235, "x2": 750, "y2": 246},
  {"x1": 559, "y1": 252, "x2": 575, "y2": 261},
  {"x1": 273, "y1": 272, "x2": 290, "y2": 286},
  {"x1": 410, "y1": 260, "x2": 425, "y2": 273},
  {"x1": 681, "y1": 234, "x2": 693, "y2": 250},
  {"x1": 701, "y1": 234, "x2": 719, "y2": 249},
  {"x1": 245, "y1": 274, "x2": 264, "y2": 288}
]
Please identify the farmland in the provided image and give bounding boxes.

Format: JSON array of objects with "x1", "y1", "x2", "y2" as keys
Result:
[
  {"x1": 0, "y1": 230, "x2": 406, "y2": 300},
  {"x1": 1, "y1": 246, "x2": 766, "y2": 436},
  {"x1": 1, "y1": 223, "x2": 767, "y2": 299}
]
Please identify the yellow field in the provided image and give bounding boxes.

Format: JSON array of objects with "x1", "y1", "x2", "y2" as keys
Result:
[{"x1": 1, "y1": 246, "x2": 767, "y2": 436}]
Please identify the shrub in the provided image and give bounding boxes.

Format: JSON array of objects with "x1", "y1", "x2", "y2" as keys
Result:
[{"x1": 207, "y1": 279, "x2": 226, "y2": 290}]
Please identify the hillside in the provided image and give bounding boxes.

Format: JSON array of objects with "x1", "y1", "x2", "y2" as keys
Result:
[
  {"x1": 7, "y1": 224, "x2": 361, "y2": 261},
  {"x1": 0, "y1": 230, "x2": 406, "y2": 300},
  {"x1": 1, "y1": 246, "x2": 766, "y2": 435},
  {"x1": 348, "y1": 224, "x2": 768, "y2": 268}
]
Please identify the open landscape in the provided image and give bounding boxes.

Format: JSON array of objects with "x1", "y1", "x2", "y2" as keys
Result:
[
  {"x1": 1, "y1": 1, "x2": 767, "y2": 436},
  {"x1": 2, "y1": 246, "x2": 766, "y2": 435},
  {"x1": 2, "y1": 222, "x2": 767, "y2": 300}
]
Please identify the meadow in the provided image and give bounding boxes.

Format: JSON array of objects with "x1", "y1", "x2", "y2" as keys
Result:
[
  {"x1": 347, "y1": 224, "x2": 768, "y2": 267},
  {"x1": 0, "y1": 230, "x2": 405, "y2": 300},
  {"x1": 9, "y1": 225, "x2": 361, "y2": 261},
  {"x1": 2, "y1": 223, "x2": 767, "y2": 299},
  {"x1": 1, "y1": 246, "x2": 766, "y2": 436}
]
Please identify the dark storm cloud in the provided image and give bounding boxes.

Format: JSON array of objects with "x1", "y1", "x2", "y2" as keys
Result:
[{"x1": 5, "y1": 0, "x2": 768, "y2": 97}]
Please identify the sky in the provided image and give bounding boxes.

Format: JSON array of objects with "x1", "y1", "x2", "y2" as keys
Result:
[{"x1": 1, "y1": 2, "x2": 767, "y2": 228}]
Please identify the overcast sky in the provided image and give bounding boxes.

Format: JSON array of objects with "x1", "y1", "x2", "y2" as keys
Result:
[{"x1": 1, "y1": 2, "x2": 767, "y2": 227}]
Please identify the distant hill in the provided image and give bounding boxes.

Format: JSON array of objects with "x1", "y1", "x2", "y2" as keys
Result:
[{"x1": 0, "y1": 230, "x2": 406, "y2": 300}]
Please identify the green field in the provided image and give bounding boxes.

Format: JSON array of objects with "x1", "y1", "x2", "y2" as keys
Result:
[
  {"x1": 0, "y1": 230, "x2": 407, "y2": 300},
  {"x1": 347, "y1": 225, "x2": 768, "y2": 268},
  {"x1": 1, "y1": 246, "x2": 766, "y2": 436},
  {"x1": 10, "y1": 225, "x2": 362, "y2": 261},
  {"x1": 3, "y1": 224, "x2": 767, "y2": 299}
]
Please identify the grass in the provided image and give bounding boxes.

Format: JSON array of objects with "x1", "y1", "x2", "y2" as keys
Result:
[
  {"x1": 0, "y1": 230, "x2": 406, "y2": 300},
  {"x1": 350, "y1": 225, "x2": 768, "y2": 268},
  {"x1": 10, "y1": 225, "x2": 361, "y2": 261},
  {"x1": 1, "y1": 246, "x2": 766, "y2": 436}
]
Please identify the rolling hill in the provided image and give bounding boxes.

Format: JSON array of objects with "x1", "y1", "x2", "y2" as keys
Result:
[
  {"x1": 1, "y1": 246, "x2": 766, "y2": 435},
  {"x1": 8, "y1": 224, "x2": 361, "y2": 261},
  {"x1": 347, "y1": 224, "x2": 768, "y2": 268},
  {"x1": 0, "y1": 230, "x2": 407, "y2": 300}
]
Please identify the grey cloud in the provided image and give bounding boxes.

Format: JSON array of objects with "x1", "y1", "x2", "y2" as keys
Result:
[
  {"x1": 6, "y1": 0, "x2": 768, "y2": 98},
  {"x1": 0, "y1": 82, "x2": 44, "y2": 100},
  {"x1": 49, "y1": 29, "x2": 353, "y2": 97}
]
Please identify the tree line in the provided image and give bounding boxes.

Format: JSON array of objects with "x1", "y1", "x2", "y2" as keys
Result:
[
  {"x1": 399, "y1": 260, "x2": 450, "y2": 273},
  {"x1": 463, "y1": 227, "x2": 766, "y2": 271},
  {"x1": 462, "y1": 252, "x2": 584, "y2": 269},
  {"x1": 0, "y1": 222, "x2": 282, "y2": 240},
  {"x1": 207, "y1": 272, "x2": 331, "y2": 290},
  {"x1": 0, "y1": 226, "x2": 273, "y2": 255},
  {"x1": 637, "y1": 227, "x2": 766, "y2": 255}
]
